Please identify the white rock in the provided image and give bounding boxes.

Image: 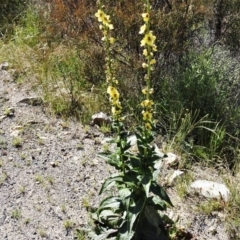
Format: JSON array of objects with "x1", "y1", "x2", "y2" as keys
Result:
[
  {"x1": 90, "y1": 112, "x2": 111, "y2": 126},
  {"x1": 164, "y1": 152, "x2": 180, "y2": 166},
  {"x1": 0, "y1": 61, "x2": 9, "y2": 70},
  {"x1": 154, "y1": 144, "x2": 165, "y2": 158},
  {"x1": 101, "y1": 137, "x2": 113, "y2": 144},
  {"x1": 127, "y1": 135, "x2": 137, "y2": 146},
  {"x1": 190, "y1": 180, "x2": 230, "y2": 202},
  {"x1": 10, "y1": 130, "x2": 21, "y2": 137},
  {"x1": 168, "y1": 170, "x2": 184, "y2": 185}
]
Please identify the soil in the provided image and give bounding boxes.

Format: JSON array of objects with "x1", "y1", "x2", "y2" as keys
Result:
[{"x1": 0, "y1": 67, "x2": 237, "y2": 240}]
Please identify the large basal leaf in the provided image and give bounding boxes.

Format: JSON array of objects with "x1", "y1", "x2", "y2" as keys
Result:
[
  {"x1": 94, "y1": 229, "x2": 118, "y2": 240},
  {"x1": 98, "y1": 196, "x2": 122, "y2": 211},
  {"x1": 99, "y1": 209, "x2": 119, "y2": 221},
  {"x1": 117, "y1": 220, "x2": 135, "y2": 240},
  {"x1": 99, "y1": 175, "x2": 124, "y2": 194},
  {"x1": 150, "y1": 182, "x2": 173, "y2": 207},
  {"x1": 129, "y1": 195, "x2": 146, "y2": 231},
  {"x1": 150, "y1": 196, "x2": 167, "y2": 211},
  {"x1": 119, "y1": 188, "x2": 131, "y2": 199},
  {"x1": 144, "y1": 205, "x2": 161, "y2": 228}
]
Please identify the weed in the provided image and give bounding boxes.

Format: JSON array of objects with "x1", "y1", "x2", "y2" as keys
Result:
[
  {"x1": 99, "y1": 123, "x2": 111, "y2": 134},
  {"x1": 38, "y1": 229, "x2": 47, "y2": 238},
  {"x1": 0, "y1": 137, "x2": 7, "y2": 149},
  {"x1": 35, "y1": 205, "x2": 42, "y2": 212},
  {"x1": 82, "y1": 197, "x2": 90, "y2": 209},
  {"x1": 197, "y1": 199, "x2": 224, "y2": 215},
  {"x1": 12, "y1": 137, "x2": 23, "y2": 148},
  {"x1": 60, "y1": 204, "x2": 67, "y2": 213},
  {"x1": 63, "y1": 219, "x2": 74, "y2": 230},
  {"x1": 46, "y1": 176, "x2": 54, "y2": 185},
  {"x1": 19, "y1": 185, "x2": 26, "y2": 194},
  {"x1": 175, "y1": 172, "x2": 194, "y2": 199},
  {"x1": 3, "y1": 107, "x2": 14, "y2": 116},
  {"x1": 224, "y1": 176, "x2": 240, "y2": 238},
  {"x1": 75, "y1": 229, "x2": 87, "y2": 240},
  {"x1": 25, "y1": 159, "x2": 32, "y2": 166},
  {"x1": 11, "y1": 208, "x2": 21, "y2": 219},
  {"x1": 34, "y1": 174, "x2": 44, "y2": 184},
  {"x1": 90, "y1": 3, "x2": 173, "y2": 239},
  {"x1": 76, "y1": 143, "x2": 84, "y2": 150},
  {"x1": 24, "y1": 218, "x2": 30, "y2": 224},
  {"x1": 0, "y1": 171, "x2": 8, "y2": 185},
  {"x1": 20, "y1": 152, "x2": 26, "y2": 160}
]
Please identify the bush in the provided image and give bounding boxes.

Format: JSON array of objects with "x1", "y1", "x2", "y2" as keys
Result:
[
  {"x1": 0, "y1": 0, "x2": 28, "y2": 36},
  {"x1": 155, "y1": 48, "x2": 240, "y2": 170}
]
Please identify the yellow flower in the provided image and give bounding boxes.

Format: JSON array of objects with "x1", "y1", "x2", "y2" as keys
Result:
[
  {"x1": 139, "y1": 24, "x2": 147, "y2": 34},
  {"x1": 152, "y1": 44, "x2": 157, "y2": 52},
  {"x1": 142, "y1": 111, "x2": 153, "y2": 122},
  {"x1": 150, "y1": 59, "x2": 156, "y2": 65},
  {"x1": 108, "y1": 24, "x2": 114, "y2": 30},
  {"x1": 142, "y1": 87, "x2": 154, "y2": 95},
  {"x1": 141, "y1": 31, "x2": 156, "y2": 47},
  {"x1": 149, "y1": 88, "x2": 154, "y2": 94},
  {"x1": 109, "y1": 37, "x2": 115, "y2": 44},
  {"x1": 145, "y1": 122, "x2": 152, "y2": 131},
  {"x1": 141, "y1": 100, "x2": 154, "y2": 108},
  {"x1": 142, "y1": 63, "x2": 148, "y2": 68},
  {"x1": 107, "y1": 86, "x2": 119, "y2": 100},
  {"x1": 142, "y1": 87, "x2": 148, "y2": 94},
  {"x1": 142, "y1": 13, "x2": 149, "y2": 22},
  {"x1": 102, "y1": 15, "x2": 114, "y2": 30},
  {"x1": 143, "y1": 49, "x2": 148, "y2": 56},
  {"x1": 95, "y1": 9, "x2": 105, "y2": 22}
]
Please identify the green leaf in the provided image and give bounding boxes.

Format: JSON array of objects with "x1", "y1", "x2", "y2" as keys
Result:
[
  {"x1": 99, "y1": 209, "x2": 119, "y2": 221},
  {"x1": 150, "y1": 182, "x2": 173, "y2": 207},
  {"x1": 117, "y1": 220, "x2": 135, "y2": 240},
  {"x1": 144, "y1": 205, "x2": 161, "y2": 228},
  {"x1": 122, "y1": 174, "x2": 139, "y2": 189},
  {"x1": 141, "y1": 175, "x2": 151, "y2": 197},
  {"x1": 148, "y1": 196, "x2": 167, "y2": 211},
  {"x1": 129, "y1": 195, "x2": 146, "y2": 231},
  {"x1": 95, "y1": 229, "x2": 117, "y2": 240},
  {"x1": 98, "y1": 196, "x2": 121, "y2": 211},
  {"x1": 98, "y1": 152, "x2": 122, "y2": 169},
  {"x1": 99, "y1": 175, "x2": 124, "y2": 194},
  {"x1": 119, "y1": 188, "x2": 131, "y2": 199}
]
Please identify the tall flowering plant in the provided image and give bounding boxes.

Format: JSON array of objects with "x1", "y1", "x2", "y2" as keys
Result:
[{"x1": 90, "y1": 1, "x2": 173, "y2": 239}]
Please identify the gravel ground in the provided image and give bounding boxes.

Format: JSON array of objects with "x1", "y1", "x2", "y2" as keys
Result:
[
  {"x1": 0, "y1": 69, "x2": 113, "y2": 239},
  {"x1": 0, "y1": 67, "x2": 234, "y2": 240}
]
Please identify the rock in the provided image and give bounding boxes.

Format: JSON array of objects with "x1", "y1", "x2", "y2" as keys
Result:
[
  {"x1": 18, "y1": 97, "x2": 43, "y2": 106},
  {"x1": 190, "y1": 180, "x2": 230, "y2": 202},
  {"x1": 90, "y1": 112, "x2": 111, "y2": 127},
  {"x1": 0, "y1": 115, "x2": 7, "y2": 121},
  {"x1": 127, "y1": 135, "x2": 137, "y2": 146},
  {"x1": 154, "y1": 144, "x2": 165, "y2": 158},
  {"x1": 10, "y1": 126, "x2": 23, "y2": 137},
  {"x1": 10, "y1": 130, "x2": 21, "y2": 137},
  {"x1": 101, "y1": 137, "x2": 113, "y2": 144},
  {"x1": 0, "y1": 62, "x2": 9, "y2": 70},
  {"x1": 164, "y1": 152, "x2": 180, "y2": 166},
  {"x1": 168, "y1": 170, "x2": 184, "y2": 185},
  {"x1": 50, "y1": 161, "x2": 57, "y2": 167}
]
